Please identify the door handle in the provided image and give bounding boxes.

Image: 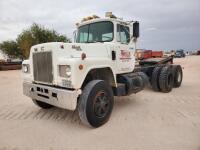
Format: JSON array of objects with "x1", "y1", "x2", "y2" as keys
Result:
[{"x1": 111, "y1": 51, "x2": 116, "y2": 60}]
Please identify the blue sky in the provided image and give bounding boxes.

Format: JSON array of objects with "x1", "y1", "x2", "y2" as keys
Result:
[{"x1": 0, "y1": 0, "x2": 199, "y2": 51}]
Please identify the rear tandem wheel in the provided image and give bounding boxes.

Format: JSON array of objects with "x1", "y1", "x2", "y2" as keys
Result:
[
  {"x1": 172, "y1": 65, "x2": 183, "y2": 88},
  {"x1": 159, "y1": 65, "x2": 174, "y2": 93},
  {"x1": 151, "y1": 66, "x2": 163, "y2": 91}
]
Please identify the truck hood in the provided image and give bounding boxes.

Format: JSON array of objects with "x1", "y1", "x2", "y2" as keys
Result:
[{"x1": 30, "y1": 42, "x2": 112, "y2": 59}]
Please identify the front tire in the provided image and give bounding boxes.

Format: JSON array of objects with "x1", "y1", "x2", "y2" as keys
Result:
[
  {"x1": 78, "y1": 80, "x2": 114, "y2": 128},
  {"x1": 32, "y1": 99, "x2": 53, "y2": 109}
]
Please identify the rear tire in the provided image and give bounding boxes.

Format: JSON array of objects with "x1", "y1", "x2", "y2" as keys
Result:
[
  {"x1": 151, "y1": 66, "x2": 162, "y2": 91},
  {"x1": 32, "y1": 99, "x2": 53, "y2": 109},
  {"x1": 159, "y1": 65, "x2": 174, "y2": 93},
  {"x1": 78, "y1": 80, "x2": 114, "y2": 128},
  {"x1": 172, "y1": 65, "x2": 183, "y2": 87}
]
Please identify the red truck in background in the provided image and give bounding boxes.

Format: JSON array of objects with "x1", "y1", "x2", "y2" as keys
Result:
[
  {"x1": 135, "y1": 49, "x2": 163, "y2": 60},
  {"x1": 152, "y1": 51, "x2": 163, "y2": 58}
]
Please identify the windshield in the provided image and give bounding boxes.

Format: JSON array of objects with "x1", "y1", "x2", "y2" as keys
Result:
[{"x1": 76, "y1": 21, "x2": 113, "y2": 43}]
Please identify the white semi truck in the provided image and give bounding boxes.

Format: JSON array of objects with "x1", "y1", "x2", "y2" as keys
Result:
[{"x1": 22, "y1": 12, "x2": 183, "y2": 127}]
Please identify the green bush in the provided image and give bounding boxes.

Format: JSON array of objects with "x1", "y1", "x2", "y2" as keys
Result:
[{"x1": 0, "y1": 23, "x2": 71, "y2": 59}]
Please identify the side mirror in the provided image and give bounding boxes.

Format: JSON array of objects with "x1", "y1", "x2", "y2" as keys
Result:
[{"x1": 133, "y1": 22, "x2": 139, "y2": 38}]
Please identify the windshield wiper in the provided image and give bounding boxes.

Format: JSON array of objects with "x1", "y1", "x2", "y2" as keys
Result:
[{"x1": 87, "y1": 41, "x2": 104, "y2": 43}]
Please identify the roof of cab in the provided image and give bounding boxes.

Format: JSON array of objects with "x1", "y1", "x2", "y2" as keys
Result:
[{"x1": 77, "y1": 17, "x2": 130, "y2": 27}]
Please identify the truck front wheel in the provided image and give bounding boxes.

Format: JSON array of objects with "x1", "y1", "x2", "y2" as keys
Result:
[
  {"x1": 32, "y1": 99, "x2": 53, "y2": 109},
  {"x1": 78, "y1": 80, "x2": 114, "y2": 128}
]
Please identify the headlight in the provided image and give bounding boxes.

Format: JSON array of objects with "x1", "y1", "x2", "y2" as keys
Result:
[
  {"x1": 59, "y1": 65, "x2": 71, "y2": 78},
  {"x1": 66, "y1": 71, "x2": 71, "y2": 78},
  {"x1": 22, "y1": 64, "x2": 30, "y2": 73}
]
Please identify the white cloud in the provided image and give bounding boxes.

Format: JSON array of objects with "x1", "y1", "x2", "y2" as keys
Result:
[
  {"x1": 145, "y1": 28, "x2": 157, "y2": 31},
  {"x1": 0, "y1": 0, "x2": 199, "y2": 50}
]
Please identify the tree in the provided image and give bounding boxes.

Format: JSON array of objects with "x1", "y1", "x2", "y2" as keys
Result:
[
  {"x1": 17, "y1": 23, "x2": 71, "y2": 58},
  {"x1": 0, "y1": 40, "x2": 22, "y2": 59},
  {"x1": 0, "y1": 23, "x2": 71, "y2": 59}
]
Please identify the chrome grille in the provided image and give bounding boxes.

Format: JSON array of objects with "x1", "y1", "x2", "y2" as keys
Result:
[{"x1": 33, "y1": 51, "x2": 53, "y2": 83}]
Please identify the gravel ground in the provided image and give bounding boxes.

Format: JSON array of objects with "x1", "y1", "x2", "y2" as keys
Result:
[{"x1": 0, "y1": 56, "x2": 199, "y2": 150}]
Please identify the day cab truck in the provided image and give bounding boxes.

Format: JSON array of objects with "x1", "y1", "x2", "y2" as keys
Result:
[
  {"x1": 22, "y1": 12, "x2": 183, "y2": 127},
  {"x1": 174, "y1": 49, "x2": 186, "y2": 58}
]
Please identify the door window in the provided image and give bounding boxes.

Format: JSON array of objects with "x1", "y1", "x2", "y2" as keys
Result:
[{"x1": 117, "y1": 24, "x2": 130, "y2": 44}]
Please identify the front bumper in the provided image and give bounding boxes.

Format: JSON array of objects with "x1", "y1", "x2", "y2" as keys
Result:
[{"x1": 23, "y1": 82, "x2": 81, "y2": 110}]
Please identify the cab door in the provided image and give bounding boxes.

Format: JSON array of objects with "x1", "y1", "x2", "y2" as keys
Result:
[{"x1": 115, "y1": 24, "x2": 135, "y2": 74}]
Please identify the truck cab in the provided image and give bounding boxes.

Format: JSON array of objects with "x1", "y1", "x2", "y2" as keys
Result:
[
  {"x1": 174, "y1": 49, "x2": 185, "y2": 58},
  {"x1": 23, "y1": 14, "x2": 139, "y2": 88}
]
